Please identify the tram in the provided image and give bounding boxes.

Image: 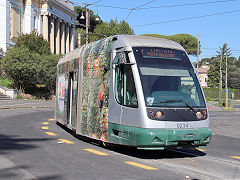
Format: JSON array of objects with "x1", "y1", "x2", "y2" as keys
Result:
[{"x1": 56, "y1": 35, "x2": 212, "y2": 150}]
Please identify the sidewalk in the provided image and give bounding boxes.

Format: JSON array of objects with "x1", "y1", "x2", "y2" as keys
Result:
[
  {"x1": 207, "y1": 102, "x2": 240, "y2": 111},
  {"x1": 0, "y1": 99, "x2": 239, "y2": 111},
  {"x1": 0, "y1": 99, "x2": 55, "y2": 109}
]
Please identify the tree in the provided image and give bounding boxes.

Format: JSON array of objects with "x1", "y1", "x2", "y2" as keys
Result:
[
  {"x1": 236, "y1": 56, "x2": 240, "y2": 68},
  {"x1": 0, "y1": 48, "x2": 4, "y2": 76},
  {"x1": 75, "y1": 28, "x2": 105, "y2": 47},
  {"x1": 38, "y1": 54, "x2": 60, "y2": 96},
  {"x1": 216, "y1": 43, "x2": 232, "y2": 103},
  {"x1": 93, "y1": 19, "x2": 134, "y2": 39},
  {"x1": 76, "y1": 19, "x2": 134, "y2": 46},
  {"x1": 216, "y1": 43, "x2": 232, "y2": 57},
  {"x1": 141, "y1": 34, "x2": 199, "y2": 56},
  {"x1": 199, "y1": 58, "x2": 210, "y2": 67},
  {"x1": 0, "y1": 48, "x2": 3, "y2": 59},
  {"x1": 2, "y1": 46, "x2": 39, "y2": 91},
  {"x1": 2, "y1": 32, "x2": 60, "y2": 99},
  {"x1": 228, "y1": 68, "x2": 240, "y2": 89},
  {"x1": 207, "y1": 57, "x2": 220, "y2": 88},
  {"x1": 207, "y1": 55, "x2": 236, "y2": 88},
  {"x1": 15, "y1": 31, "x2": 51, "y2": 55}
]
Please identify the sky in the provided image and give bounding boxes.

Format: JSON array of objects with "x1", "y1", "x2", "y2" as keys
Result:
[{"x1": 73, "y1": 0, "x2": 240, "y2": 62}]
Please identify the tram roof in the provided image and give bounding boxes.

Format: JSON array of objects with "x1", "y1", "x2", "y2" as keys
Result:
[
  {"x1": 58, "y1": 46, "x2": 82, "y2": 65},
  {"x1": 112, "y1": 35, "x2": 185, "y2": 51},
  {"x1": 58, "y1": 35, "x2": 185, "y2": 65}
]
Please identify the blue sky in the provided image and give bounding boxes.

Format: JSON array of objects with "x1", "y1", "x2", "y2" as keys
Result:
[{"x1": 74, "y1": 0, "x2": 240, "y2": 62}]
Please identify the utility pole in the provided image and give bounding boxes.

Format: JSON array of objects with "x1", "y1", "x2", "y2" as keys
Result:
[
  {"x1": 80, "y1": 3, "x2": 100, "y2": 45},
  {"x1": 225, "y1": 44, "x2": 228, "y2": 110},
  {"x1": 197, "y1": 33, "x2": 199, "y2": 72},
  {"x1": 85, "y1": 9, "x2": 89, "y2": 44},
  {"x1": 219, "y1": 54, "x2": 222, "y2": 103},
  {"x1": 80, "y1": 3, "x2": 90, "y2": 45},
  {"x1": 78, "y1": 32, "x2": 81, "y2": 47}
]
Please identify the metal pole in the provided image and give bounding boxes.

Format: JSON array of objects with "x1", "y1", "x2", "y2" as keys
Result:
[
  {"x1": 219, "y1": 54, "x2": 222, "y2": 103},
  {"x1": 225, "y1": 44, "x2": 228, "y2": 110},
  {"x1": 197, "y1": 33, "x2": 199, "y2": 72},
  {"x1": 78, "y1": 32, "x2": 81, "y2": 47},
  {"x1": 86, "y1": 9, "x2": 89, "y2": 44}
]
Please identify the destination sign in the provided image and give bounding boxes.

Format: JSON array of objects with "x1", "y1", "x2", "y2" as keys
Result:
[{"x1": 139, "y1": 48, "x2": 182, "y2": 60}]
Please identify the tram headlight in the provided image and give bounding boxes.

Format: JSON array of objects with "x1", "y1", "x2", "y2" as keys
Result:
[
  {"x1": 196, "y1": 111, "x2": 202, "y2": 119},
  {"x1": 156, "y1": 111, "x2": 163, "y2": 119}
]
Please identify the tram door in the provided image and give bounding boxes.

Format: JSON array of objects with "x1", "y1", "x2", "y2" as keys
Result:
[
  {"x1": 71, "y1": 71, "x2": 78, "y2": 129},
  {"x1": 115, "y1": 53, "x2": 138, "y2": 125},
  {"x1": 65, "y1": 71, "x2": 78, "y2": 129},
  {"x1": 66, "y1": 72, "x2": 73, "y2": 125}
]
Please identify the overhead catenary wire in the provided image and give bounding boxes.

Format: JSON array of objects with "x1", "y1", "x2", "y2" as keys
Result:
[
  {"x1": 125, "y1": 0, "x2": 157, "y2": 20},
  {"x1": 202, "y1": 48, "x2": 240, "y2": 52},
  {"x1": 132, "y1": 9, "x2": 240, "y2": 27},
  {"x1": 76, "y1": 0, "x2": 238, "y2": 10},
  {"x1": 136, "y1": 0, "x2": 238, "y2": 10}
]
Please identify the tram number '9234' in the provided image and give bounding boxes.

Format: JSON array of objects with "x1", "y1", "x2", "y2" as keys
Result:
[{"x1": 177, "y1": 123, "x2": 190, "y2": 128}]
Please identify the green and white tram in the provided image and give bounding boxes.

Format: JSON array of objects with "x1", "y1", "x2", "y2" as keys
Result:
[{"x1": 56, "y1": 35, "x2": 212, "y2": 150}]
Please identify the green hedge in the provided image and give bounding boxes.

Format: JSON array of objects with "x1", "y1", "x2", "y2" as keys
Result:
[{"x1": 203, "y1": 88, "x2": 240, "y2": 101}]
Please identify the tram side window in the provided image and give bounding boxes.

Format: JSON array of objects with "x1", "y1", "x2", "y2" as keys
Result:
[
  {"x1": 125, "y1": 66, "x2": 138, "y2": 107},
  {"x1": 115, "y1": 65, "x2": 123, "y2": 104},
  {"x1": 114, "y1": 56, "x2": 138, "y2": 108}
]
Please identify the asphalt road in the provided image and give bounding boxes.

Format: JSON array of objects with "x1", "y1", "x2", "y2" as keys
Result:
[
  {"x1": 232, "y1": 104, "x2": 240, "y2": 109},
  {"x1": 0, "y1": 107, "x2": 240, "y2": 180}
]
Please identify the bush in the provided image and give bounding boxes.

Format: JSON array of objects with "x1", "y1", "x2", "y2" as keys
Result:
[
  {"x1": 0, "y1": 78, "x2": 14, "y2": 88},
  {"x1": 203, "y1": 88, "x2": 240, "y2": 102}
]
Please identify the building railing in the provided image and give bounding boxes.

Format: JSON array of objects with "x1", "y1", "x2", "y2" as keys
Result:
[{"x1": 0, "y1": 85, "x2": 17, "y2": 99}]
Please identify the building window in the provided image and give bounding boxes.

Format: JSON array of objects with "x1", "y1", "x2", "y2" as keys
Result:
[
  {"x1": 33, "y1": 10, "x2": 37, "y2": 30},
  {"x1": 11, "y1": 5, "x2": 21, "y2": 43}
]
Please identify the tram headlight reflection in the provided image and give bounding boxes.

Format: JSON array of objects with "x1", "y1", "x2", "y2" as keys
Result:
[
  {"x1": 156, "y1": 111, "x2": 163, "y2": 119},
  {"x1": 196, "y1": 111, "x2": 202, "y2": 119}
]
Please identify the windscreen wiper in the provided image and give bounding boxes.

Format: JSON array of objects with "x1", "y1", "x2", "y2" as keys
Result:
[{"x1": 152, "y1": 99, "x2": 196, "y2": 113}]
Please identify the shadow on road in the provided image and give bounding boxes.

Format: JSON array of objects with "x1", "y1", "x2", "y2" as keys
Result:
[
  {"x1": 56, "y1": 122, "x2": 206, "y2": 160},
  {"x1": 105, "y1": 145, "x2": 206, "y2": 160},
  {"x1": 0, "y1": 134, "x2": 54, "y2": 155},
  {"x1": 0, "y1": 165, "x2": 62, "y2": 180}
]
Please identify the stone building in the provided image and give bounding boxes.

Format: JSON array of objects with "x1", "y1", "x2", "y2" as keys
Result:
[
  {"x1": 0, "y1": 0, "x2": 78, "y2": 54},
  {"x1": 197, "y1": 65, "x2": 210, "y2": 87}
]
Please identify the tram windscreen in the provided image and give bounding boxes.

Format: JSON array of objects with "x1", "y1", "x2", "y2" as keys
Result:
[{"x1": 133, "y1": 47, "x2": 206, "y2": 107}]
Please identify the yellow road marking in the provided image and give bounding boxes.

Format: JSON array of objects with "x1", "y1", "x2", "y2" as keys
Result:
[
  {"x1": 84, "y1": 149, "x2": 109, "y2": 156},
  {"x1": 196, "y1": 148, "x2": 206, "y2": 152},
  {"x1": 124, "y1": 161, "x2": 158, "y2": 170},
  {"x1": 41, "y1": 126, "x2": 49, "y2": 130},
  {"x1": 231, "y1": 156, "x2": 240, "y2": 160},
  {"x1": 45, "y1": 132, "x2": 56, "y2": 136},
  {"x1": 48, "y1": 119, "x2": 55, "y2": 121},
  {"x1": 42, "y1": 122, "x2": 49, "y2": 125},
  {"x1": 58, "y1": 139, "x2": 74, "y2": 144}
]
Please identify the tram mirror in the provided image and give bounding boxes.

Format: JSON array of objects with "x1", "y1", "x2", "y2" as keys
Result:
[
  {"x1": 117, "y1": 52, "x2": 127, "y2": 64},
  {"x1": 116, "y1": 52, "x2": 135, "y2": 65}
]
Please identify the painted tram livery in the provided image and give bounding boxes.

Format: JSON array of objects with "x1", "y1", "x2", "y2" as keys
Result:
[{"x1": 56, "y1": 35, "x2": 212, "y2": 150}]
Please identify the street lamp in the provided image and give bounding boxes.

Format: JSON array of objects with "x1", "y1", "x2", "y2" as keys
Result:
[{"x1": 80, "y1": 9, "x2": 100, "y2": 44}]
